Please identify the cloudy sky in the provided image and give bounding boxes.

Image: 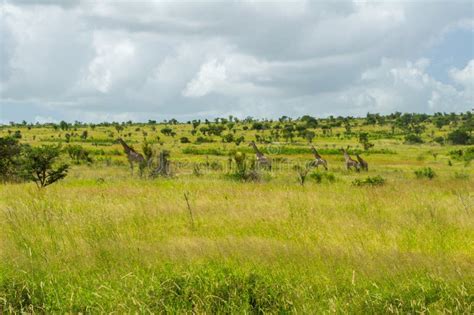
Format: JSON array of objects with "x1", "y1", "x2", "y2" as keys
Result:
[{"x1": 0, "y1": 0, "x2": 473, "y2": 123}]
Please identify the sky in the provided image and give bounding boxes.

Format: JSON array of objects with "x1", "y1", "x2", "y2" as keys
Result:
[{"x1": 0, "y1": 0, "x2": 473, "y2": 123}]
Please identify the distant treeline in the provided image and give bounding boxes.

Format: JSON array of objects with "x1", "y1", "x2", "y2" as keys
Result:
[{"x1": 2, "y1": 111, "x2": 472, "y2": 129}]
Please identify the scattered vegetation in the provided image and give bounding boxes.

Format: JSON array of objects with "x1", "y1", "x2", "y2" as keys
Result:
[
  {"x1": 414, "y1": 167, "x2": 436, "y2": 179},
  {"x1": 21, "y1": 145, "x2": 69, "y2": 188},
  {"x1": 352, "y1": 175, "x2": 385, "y2": 186},
  {"x1": 310, "y1": 171, "x2": 336, "y2": 183},
  {"x1": 0, "y1": 111, "x2": 473, "y2": 312}
]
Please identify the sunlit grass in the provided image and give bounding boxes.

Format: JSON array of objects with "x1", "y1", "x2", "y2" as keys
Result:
[{"x1": 0, "y1": 123, "x2": 473, "y2": 312}]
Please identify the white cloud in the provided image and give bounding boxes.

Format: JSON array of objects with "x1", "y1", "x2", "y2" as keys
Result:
[
  {"x1": 183, "y1": 59, "x2": 227, "y2": 97},
  {"x1": 82, "y1": 34, "x2": 136, "y2": 93},
  {"x1": 450, "y1": 59, "x2": 474, "y2": 88}
]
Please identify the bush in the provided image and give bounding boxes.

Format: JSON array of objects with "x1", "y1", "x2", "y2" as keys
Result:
[
  {"x1": 414, "y1": 167, "x2": 436, "y2": 180},
  {"x1": 447, "y1": 129, "x2": 471, "y2": 145},
  {"x1": 234, "y1": 136, "x2": 245, "y2": 146},
  {"x1": 352, "y1": 175, "x2": 385, "y2": 186},
  {"x1": 448, "y1": 148, "x2": 474, "y2": 164},
  {"x1": 0, "y1": 136, "x2": 26, "y2": 182},
  {"x1": 195, "y1": 137, "x2": 214, "y2": 144},
  {"x1": 404, "y1": 134, "x2": 423, "y2": 144},
  {"x1": 310, "y1": 171, "x2": 336, "y2": 183},
  {"x1": 433, "y1": 136, "x2": 444, "y2": 145},
  {"x1": 161, "y1": 127, "x2": 173, "y2": 136},
  {"x1": 180, "y1": 137, "x2": 190, "y2": 144},
  {"x1": 358, "y1": 132, "x2": 374, "y2": 150},
  {"x1": 66, "y1": 145, "x2": 92, "y2": 164},
  {"x1": 21, "y1": 145, "x2": 69, "y2": 188},
  {"x1": 221, "y1": 133, "x2": 234, "y2": 143},
  {"x1": 227, "y1": 151, "x2": 261, "y2": 182}
]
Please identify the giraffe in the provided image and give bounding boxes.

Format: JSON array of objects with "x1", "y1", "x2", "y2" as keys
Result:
[
  {"x1": 309, "y1": 145, "x2": 328, "y2": 170},
  {"x1": 356, "y1": 154, "x2": 368, "y2": 171},
  {"x1": 341, "y1": 147, "x2": 360, "y2": 172},
  {"x1": 117, "y1": 138, "x2": 145, "y2": 175},
  {"x1": 249, "y1": 141, "x2": 271, "y2": 170}
]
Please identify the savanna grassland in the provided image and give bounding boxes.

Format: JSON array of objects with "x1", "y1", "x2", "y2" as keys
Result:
[{"x1": 1, "y1": 113, "x2": 473, "y2": 313}]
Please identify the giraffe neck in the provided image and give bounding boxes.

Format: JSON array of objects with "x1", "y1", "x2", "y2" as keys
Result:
[
  {"x1": 252, "y1": 143, "x2": 263, "y2": 156},
  {"x1": 343, "y1": 151, "x2": 352, "y2": 162},
  {"x1": 119, "y1": 139, "x2": 137, "y2": 156}
]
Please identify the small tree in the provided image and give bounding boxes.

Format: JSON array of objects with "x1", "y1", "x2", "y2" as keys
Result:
[
  {"x1": 358, "y1": 132, "x2": 374, "y2": 150},
  {"x1": 180, "y1": 137, "x2": 191, "y2": 144},
  {"x1": 304, "y1": 130, "x2": 316, "y2": 143},
  {"x1": 447, "y1": 129, "x2": 471, "y2": 145},
  {"x1": 66, "y1": 145, "x2": 92, "y2": 164},
  {"x1": 59, "y1": 120, "x2": 69, "y2": 131},
  {"x1": 161, "y1": 127, "x2": 173, "y2": 136},
  {"x1": 142, "y1": 140, "x2": 154, "y2": 167},
  {"x1": 0, "y1": 136, "x2": 25, "y2": 182},
  {"x1": 81, "y1": 130, "x2": 88, "y2": 140},
  {"x1": 22, "y1": 145, "x2": 69, "y2": 188}
]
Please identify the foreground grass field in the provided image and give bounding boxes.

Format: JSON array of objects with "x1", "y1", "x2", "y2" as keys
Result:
[{"x1": 1, "y1": 116, "x2": 473, "y2": 312}]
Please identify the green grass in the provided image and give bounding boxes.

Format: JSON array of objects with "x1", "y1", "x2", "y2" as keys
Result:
[{"x1": 1, "y1": 120, "x2": 473, "y2": 312}]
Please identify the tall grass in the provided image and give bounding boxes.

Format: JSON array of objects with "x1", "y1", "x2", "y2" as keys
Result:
[
  {"x1": 1, "y1": 122, "x2": 473, "y2": 312},
  {"x1": 1, "y1": 173, "x2": 472, "y2": 312}
]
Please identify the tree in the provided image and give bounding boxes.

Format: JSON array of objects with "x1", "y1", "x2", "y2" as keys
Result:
[
  {"x1": 358, "y1": 132, "x2": 374, "y2": 150},
  {"x1": 180, "y1": 137, "x2": 191, "y2": 143},
  {"x1": 221, "y1": 133, "x2": 234, "y2": 143},
  {"x1": 22, "y1": 145, "x2": 69, "y2": 188},
  {"x1": 13, "y1": 130, "x2": 22, "y2": 139},
  {"x1": 80, "y1": 130, "x2": 88, "y2": 140},
  {"x1": 192, "y1": 120, "x2": 201, "y2": 130},
  {"x1": 66, "y1": 145, "x2": 92, "y2": 164},
  {"x1": 447, "y1": 129, "x2": 471, "y2": 145},
  {"x1": 114, "y1": 125, "x2": 124, "y2": 134},
  {"x1": 300, "y1": 115, "x2": 318, "y2": 128},
  {"x1": 304, "y1": 130, "x2": 316, "y2": 143},
  {"x1": 59, "y1": 120, "x2": 69, "y2": 131},
  {"x1": 0, "y1": 136, "x2": 25, "y2": 182},
  {"x1": 161, "y1": 127, "x2": 173, "y2": 136},
  {"x1": 404, "y1": 134, "x2": 423, "y2": 144}
]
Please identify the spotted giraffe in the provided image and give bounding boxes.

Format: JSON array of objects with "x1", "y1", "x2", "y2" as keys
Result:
[
  {"x1": 341, "y1": 147, "x2": 360, "y2": 172},
  {"x1": 249, "y1": 141, "x2": 271, "y2": 170},
  {"x1": 117, "y1": 138, "x2": 145, "y2": 175},
  {"x1": 356, "y1": 154, "x2": 368, "y2": 171},
  {"x1": 309, "y1": 145, "x2": 328, "y2": 170}
]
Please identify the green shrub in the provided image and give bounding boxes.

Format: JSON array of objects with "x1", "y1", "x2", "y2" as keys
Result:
[
  {"x1": 21, "y1": 145, "x2": 69, "y2": 188},
  {"x1": 414, "y1": 167, "x2": 436, "y2": 179},
  {"x1": 221, "y1": 133, "x2": 234, "y2": 143},
  {"x1": 226, "y1": 151, "x2": 260, "y2": 182},
  {"x1": 65, "y1": 145, "x2": 92, "y2": 164},
  {"x1": 0, "y1": 136, "x2": 26, "y2": 182},
  {"x1": 433, "y1": 136, "x2": 444, "y2": 145},
  {"x1": 447, "y1": 129, "x2": 471, "y2": 145},
  {"x1": 352, "y1": 175, "x2": 385, "y2": 186},
  {"x1": 180, "y1": 137, "x2": 190, "y2": 143},
  {"x1": 310, "y1": 171, "x2": 336, "y2": 183},
  {"x1": 358, "y1": 132, "x2": 374, "y2": 150},
  {"x1": 195, "y1": 137, "x2": 214, "y2": 144},
  {"x1": 404, "y1": 134, "x2": 423, "y2": 144},
  {"x1": 449, "y1": 148, "x2": 474, "y2": 165}
]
